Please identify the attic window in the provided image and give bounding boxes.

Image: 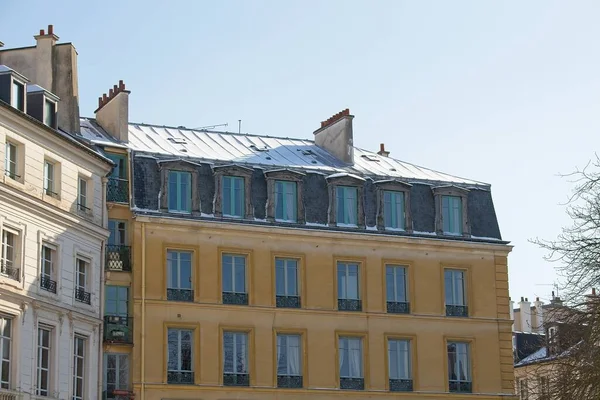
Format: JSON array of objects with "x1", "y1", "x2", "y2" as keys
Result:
[
  {"x1": 299, "y1": 149, "x2": 315, "y2": 156},
  {"x1": 167, "y1": 137, "x2": 187, "y2": 145},
  {"x1": 361, "y1": 154, "x2": 380, "y2": 162},
  {"x1": 249, "y1": 144, "x2": 269, "y2": 152}
]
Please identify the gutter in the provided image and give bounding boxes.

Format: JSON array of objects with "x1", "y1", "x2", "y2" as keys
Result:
[{"x1": 98, "y1": 176, "x2": 108, "y2": 398}]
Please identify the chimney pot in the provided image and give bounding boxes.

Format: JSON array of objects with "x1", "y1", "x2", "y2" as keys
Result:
[
  {"x1": 119, "y1": 80, "x2": 125, "y2": 90},
  {"x1": 525, "y1": 297, "x2": 528, "y2": 302},
  {"x1": 40, "y1": 29, "x2": 45, "y2": 36},
  {"x1": 109, "y1": 88, "x2": 114, "y2": 97},
  {"x1": 521, "y1": 297, "x2": 524, "y2": 302},
  {"x1": 98, "y1": 97, "x2": 103, "y2": 108},
  {"x1": 536, "y1": 297, "x2": 540, "y2": 301},
  {"x1": 113, "y1": 84, "x2": 118, "y2": 93},
  {"x1": 48, "y1": 25, "x2": 53, "y2": 35},
  {"x1": 102, "y1": 94, "x2": 108, "y2": 102}
]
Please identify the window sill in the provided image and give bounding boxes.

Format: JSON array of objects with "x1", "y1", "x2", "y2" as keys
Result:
[
  {"x1": 168, "y1": 210, "x2": 192, "y2": 215},
  {"x1": 384, "y1": 226, "x2": 405, "y2": 232},
  {"x1": 2, "y1": 175, "x2": 25, "y2": 189},
  {"x1": 275, "y1": 219, "x2": 298, "y2": 224},
  {"x1": 223, "y1": 214, "x2": 244, "y2": 219},
  {"x1": 0, "y1": 273, "x2": 23, "y2": 290},
  {"x1": 336, "y1": 223, "x2": 358, "y2": 228}
]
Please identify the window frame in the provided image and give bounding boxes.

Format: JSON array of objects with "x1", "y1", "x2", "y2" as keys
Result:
[
  {"x1": 43, "y1": 99, "x2": 57, "y2": 128},
  {"x1": 36, "y1": 325, "x2": 53, "y2": 397},
  {"x1": 167, "y1": 170, "x2": 192, "y2": 213},
  {"x1": 77, "y1": 177, "x2": 90, "y2": 213},
  {"x1": 4, "y1": 141, "x2": 18, "y2": 181},
  {"x1": 103, "y1": 353, "x2": 130, "y2": 396},
  {"x1": 166, "y1": 249, "x2": 194, "y2": 302},
  {"x1": 166, "y1": 328, "x2": 194, "y2": 384},
  {"x1": 11, "y1": 78, "x2": 25, "y2": 112},
  {"x1": 274, "y1": 331, "x2": 306, "y2": 388},
  {"x1": 220, "y1": 327, "x2": 254, "y2": 386},
  {"x1": 375, "y1": 180, "x2": 412, "y2": 231},
  {"x1": 213, "y1": 165, "x2": 253, "y2": 219},
  {"x1": 0, "y1": 316, "x2": 12, "y2": 390},
  {"x1": 385, "y1": 264, "x2": 411, "y2": 314},
  {"x1": 265, "y1": 169, "x2": 305, "y2": 224},
  {"x1": 158, "y1": 160, "x2": 200, "y2": 213},
  {"x1": 335, "y1": 331, "x2": 368, "y2": 390},
  {"x1": 74, "y1": 257, "x2": 91, "y2": 305},
  {"x1": 105, "y1": 285, "x2": 129, "y2": 317},
  {"x1": 443, "y1": 267, "x2": 470, "y2": 317},
  {"x1": 43, "y1": 159, "x2": 60, "y2": 198},
  {"x1": 385, "y1": 335, "x2": 415, "y2": 392},
  {"x1": 221, "y1": 251, "x2": 249, "y2": 305},
  {"x1": 326, "y1": 175, "x2": 365, "y2": 228},
  {"x1": 39, "y1": 243, "x2": 57, "y2": 295},
  {"x1": 1, "y1": 226, "x2": 21, "y2": 283},
  {"x1": 72, "y1": 335, "x2": 87, "y2": 400},
  {"x1": 335, "y1": 258, "x2": 364, "y2": 312},
  {"x1": 445, "y1": 339, "x2": 473, "y2": 393},
  {"x1": 432, "y1": 186, "x2": 469, "y2": 236}
]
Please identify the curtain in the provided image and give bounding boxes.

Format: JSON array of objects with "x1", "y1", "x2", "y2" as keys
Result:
[
  {"x1": 288, "y1": 335, "x2": 300, "y2": 375},
  {"x1": 339, "y1": 338, "x2": 346, "y2": 376},
  {"x1": 349, "y1": 339, "x2": 362, "y2": 377},
  {"x1": 345, "y1": 188, "x2": 357, "y2": 225},
  {"x1": 285, "y1": 183, "x2": 296, "y2": 221}
]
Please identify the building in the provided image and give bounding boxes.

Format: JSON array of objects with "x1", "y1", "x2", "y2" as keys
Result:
[
  {"x1": 81, "y1": 87, "x2": 516, "y2": 399},
  {"x1": 0, "y1": 27, "x2": 113, "y2": 400}
]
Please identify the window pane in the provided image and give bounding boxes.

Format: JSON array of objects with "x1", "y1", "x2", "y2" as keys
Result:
[
  {"x1": 168, "y1": 172, "x2": 178, "y2": 210},
  {"x1": 347, "y1": 264, "x2": 359, "y2": 300},
  {"x1": 234, "y1": 177, "x2": 244, "y2": 217},
  {"x1": 275, "y1": 181, "x2": 284, "y2": 220},
  {"x1": 286, "y1": 262, "x2": 297, "y2": 296},
  {"x1": 275, "y1": 262, "x2": 285, "y2": 296},
  {"x1": 223, "y1": 177, "x2": 232, "y2": 215},
  {"x1": 395, "y1": 267, "x2": 406, "y2": 302},
  {"x1": 337, "y1": 264, "x2": 346, "y2": 299},
  {"x1": 285, "y1": 182, "x2": 297, "y2": 222},
  {"x1": 234, "y1": 258, "x2": 246, "y2": 293},
  {"x1": 180, "y1": 260, "x2": 192, "y2": 290},
  {"x1": 384, "y1": 191, "x2": 392, "y2": 228},
  {"x1": 394, "y1": 192, "x2": 405, "y2": 229},
  {"x1": 336, "y1": 187, "x2": 344, "y2": 223},
  {"x1": 345, "y1": 187, "x2": 357, "y2": 225},
  {"x1": 385, "y1": 267, "x2": 395, "y2": 302},
  {"x1": 444, "y1": 270, "x2": 453, "y2": 304},
  {"x1": 223, "y1": 332, "x2": 234, "y2": 372},
  {"x1": 222, "y1": 255, "x2": 232, "y2": 292}
]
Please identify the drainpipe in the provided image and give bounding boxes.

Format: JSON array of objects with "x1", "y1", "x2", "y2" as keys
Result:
[
  {"x1": 141, "y1": 222, "x2": 146, "y2": 400},
  {"x1": 99, "y1": 175, "x2": 108, "y2": 399}
]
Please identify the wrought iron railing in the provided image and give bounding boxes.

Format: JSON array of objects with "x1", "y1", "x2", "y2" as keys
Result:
[
  {"x1": 107, "y1": 178, "x2": 129, "y2": 203},
  {"x1": 449, "y1": 380, "x2": 472, "y2": 393},
  {"x1": 446, "y1": 305, "x2": 468, "y2": 317},
  {"x1": 0, "y1": 261, "x2": 20, "y2": 282},
  {"x1": 277, "y1": 375, "x2": 302, "y2": 388},
  {"x1": 222, "y1": 292, "x2": 248, "y2": 305},
  {"x1": 390, "y1": 378, "x2": 413, "y2": 391},
  {"x1": 338, "y1": 298, "x2": 362, "y2": 311},
  {"x1": 276, "y1": 295, "x2": 300, "y2": 308},
  {"x1": 167, "y1": 371, "x2": 194, "y2": 384},
  {"x1": 105, "y1": 245, "x2": 131, "y2": 272},
  {"x1": 387, "y1": 301, "x2": 410, "y2": 314},
  {"x1": 75, "y1": 288, "x2": 91, "y2": 304},
  {"x1": 167, "y1": 289, "x2": 194, "y2": 302},
  {"x1": 40, "y1": 276, "x2": 57, "y2": 293},
  {"x1": 340, "y1": 377, "x2": 364, "y2": 390},
  {"x1": 223, "y1": 373, "x2": 249, "y2": 386},
  {"x1": 103, "y1": 315, "x2": 133, "y2": 344}
]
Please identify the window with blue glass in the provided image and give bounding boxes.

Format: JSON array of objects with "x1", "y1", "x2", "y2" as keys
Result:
[
  {"x1": 388, "y1": 339, "x2": 412, "y2": 391},
  {"x1": 336, "y1": 186, "x2": 358, "y2": 226},
  {"x1": 384, "y1": 191, "x2": 405, "y2": 230},
  {"x1": 337, "y1": 262, "x2": 361, "y2": 311},
  {"x1": 275, "y1": 258, "x2": 299, "y2": 308},
  {"x1": 386, "y1": 266, "x2": 409, "y2": 314},
  {"x1": 442, "y1": 195, "x2": 462, "y2": 235},
  {"x1": 445, "y1": 269, "x2": 467, "y2": 317},
  {"x1": 167, "y1": 251, "x2": 193, "y2": 302},
  {"x1": 168, "y1": 171, "x2": 191, "y2": 213},
  {"x1": 339, "y1": 336, "x2": 364, "y2": 390},
  {"x1": 223, "y1": 176, "x2": 245, "y2": 217},
  {"x1": 447, "y1": 342, "x2": 471, "y2": 393},
  {"x1": 222, "y1": 254, "x2": 248, "y2": 305},
  {"x1": 275, "y1": 181, "x2": 297, "y2": 222}
]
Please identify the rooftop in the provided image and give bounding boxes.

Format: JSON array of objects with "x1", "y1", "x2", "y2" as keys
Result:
[{"x1": 80, "y1": 118, "x2": 489, "y2": 187}]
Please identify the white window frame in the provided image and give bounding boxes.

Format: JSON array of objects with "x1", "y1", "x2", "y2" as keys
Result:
[
  {"x1": 77, "y1": 177, "x2": 89, "y2": 212},
  {"x1": 75, "y1": 258, "x2": 88, "y2": 293},
  {"x1": 167, "y1": 329, "x2": 193, "y2": 374},
  {"x1": 275, "y1": 258, "x2": 298, "y2": 297},
  {"x1": 223, "y1": 331, "x2": 248, "y2": 374},
  {"x1": 388, "y1": 338, "x2": 411, "y2": 380},
  {"x1": 43, "y1": 160, "x2": 56, "y2": 196},
  {"x1": 337, "y1": 262, "x2": 360, "y2": 300},
  {"x1": 276, "y1": 334, "x2": 302, "y2": 377},
  {"x1": 104, "y1": 353, "x2": 129, "y2": 395},
  {"x1": 36, "y1": 326, "x2": 52, "y2": 396},
  {"x1": 222, "y1": 254, "x2": 247, "y2": 294},
  {"x1": 4, "y1": 142, "x2": 17, "y2": 180},
  {"x1": 1, "y1": 226, "x2": 20, "y2": 281},
  {"x1": 447, "y1": 341, "x2": 471, "y2": 387},
  {"x1": 385, "y1": 265, "x2": 407, "y2": 303},
  {"x1": 338, "y1": 336, "x2": 363, "y2": 378},
  {"x1": 72, "y1": 335, "x2": 86, "y2": 400},
  {"x1": 445, "y1": 269, "x2": 466, "y2": 307},
  {"x1": 0, "y1": 316, "x2": 12, "y2": 390},
  {"x1": 166, "y1": 250, "x2": 192, "y2": 291}
]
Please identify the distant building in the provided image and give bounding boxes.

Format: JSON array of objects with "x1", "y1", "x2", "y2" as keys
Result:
[{"x1": 0, "y1": 27, "x2": 113, "y2": 399}]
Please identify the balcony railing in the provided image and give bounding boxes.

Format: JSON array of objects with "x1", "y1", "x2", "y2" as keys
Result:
[
  {"x1": 167, "y1": 371, "x2": 194, "y2": 384},
  {"x1": 75, "y1": 288, "x2": 91, "y2": 305},
  {"x1": 277, "y1": 375, "x2": 303, "y2": 388},
  {"x1": 222, "y1": 292, "x2": 248, "y2": 305},
  {"x1": 276, "y1": 295, "x2": 300, "y2": 308},
  {"x1": 390, "y1": 378, "x2": 413, "y2": 391},
  {"x1": 105, "y1": 245, "x2": 131, "y2": 272},
  {"x1": 223, "y1": 373, "x2": 249, "y2": 386},
  {"x1": 167, "y1": 289, "x2": 194, "y2": 302},
  {"x1": 40, "y1": 276, "x2": 57, "y2": 293},
  {"x1": 107, "y1": 178, "x2": 129, "y2": 203},
  {"x1": 0, "y1": 261, "x2": 20, "y2": 282},
  {"x1": 0, "y1": 388, "x2": 23, "y2": 400},
  {"x1": 387, "y1": 301, "x2": 410, "y2": 314},
  {"x1": 340, "y1": 377, "x2": 364, "y2": 390},
  {"x1": 104, "y1": 315, "x2": 133, "y2": 344},
  {"x1": 446, "y1": 305, "x2": 468, "y2": 317},
  {"x1": 449, "y1": 380, "x2": 472, "y2": 393},
  {"x1": 338, "y1": 298, "x2": 362, "y2": 311}
]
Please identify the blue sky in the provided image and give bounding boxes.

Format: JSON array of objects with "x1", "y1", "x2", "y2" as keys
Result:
[{"x1": 3, "y1": 0, "x2": 600, "y2": 303}]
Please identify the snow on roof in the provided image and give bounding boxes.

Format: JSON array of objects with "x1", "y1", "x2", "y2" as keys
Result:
[
  {"x1": 79, "y1": 118, "x2": 489, "y2": 186},
  {"x1": 515, "y1": 347, "x2": 548, "y2": 367}
]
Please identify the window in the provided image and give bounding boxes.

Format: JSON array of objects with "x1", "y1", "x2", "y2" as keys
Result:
[
  {"x1": 519, "y1": 378, "x2": 528, "y2": 399},
  {"x1": 108, "y1": 220, "x2": 127, "y2": 246},
  {"x1": 445, "y1": 269, "x2": 467, "y2": 317},
  {"x1": 275, "y1": 258, "x2": 299, "y2": 308},
  {"x1": 223, "y1": 176, "x2": 245, "y2": 218},
  {"x1": 77, "y1": 178, "x2": 89, "y2": 212},
  {"x1": 11, "y1": 80, "x2": 24, "y2": 111},
  {"x1": 73, "y1": 336, "x2": 86, "y2": 400},
  {"x1": 277, "y1": 334, "x2": 302, "y2": 388},
  {"x1": 222, "y1": 254, "x2": 247, "y2": 305},
  {"x1": 388, "y1": 339, "x2": 412, "y2": 391},
  {"x1": 337, "y1": 262, "x2": 361, "y2": 311},
  {"x1": 75, "y1": 258, "x2": 90, "y2": 305},
  {"x1": 447, "y1": 342, "x2": 471, "y2": 393},
  {"x1": 104, "y1": 286, "x2": 131, "y2": 344},
  {"x1": 167, "y1": 250, "x2": 193, "y2": 302},
  {"x1": 167, "y1": 329, "x2": 193, "y2": 384},
  {"x1": 105, "y1": 286, "x2": 129, "y2": 317},
  {"x1": 1, "y1": 228, "x2": 19, "y2": 281},
  {"x1": 223, "y1": 331, "x2": 249, "y2": 386},
  {"x1": 338, "y1": 337, "x2": 364, "y2": 390},
  {"x1": 384, "y1": 191, "x2": 405, "y2": 230},
  {"x1": 43, "y1": 161, "x2": 57, "y2": 197},
  {"x1": 44, "y1": 100, "x2": 56, "y2": 128},
  {"x1": 538, "y1": 376, "x2": 549, "y2": 400},
  {"x1": 386, "y1": 265, "x2": 409, "y2": 314},
  {"x1": 442, "y1": 195, "x2": 462, "y2": 235},
  {"x1": 107, "y1": 154, "x2": 129, "y2": 203},
  {"x1": 107, "y1": 220, "x2": 130, "y2": 272},
  {"x1": 0, "y1": 317, "x2": 12, "y2": 389},
  {"x1": 168, "y1": 171, "x2": 191, "y2": 213},
  {"x1": 275, "y1": 181, "x2": 297, "y2": 222},
  {"x1": 104, "y1": 354, "x2": 129, "y2": 398},
  {"x1": 336, "y1": 186, "x2": 358, "y2": 226},
  {"x1": 40, "y1": 244, "x2": 57, "y2": 294},
  {"x1": 36, "y1": 327, "x2": 52, "y2": 396},
  {"x1": 4, "y1": 142, "x2": 17, "y2": 180}
]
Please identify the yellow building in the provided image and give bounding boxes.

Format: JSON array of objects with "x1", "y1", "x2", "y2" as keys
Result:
[{"x1": 81, "y1": 101, "x2": 515, "y2": 399}]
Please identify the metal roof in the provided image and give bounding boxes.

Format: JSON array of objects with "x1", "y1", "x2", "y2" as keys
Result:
[{"x1": 80, "y1": 118, "x2": 488, "y2": 186}]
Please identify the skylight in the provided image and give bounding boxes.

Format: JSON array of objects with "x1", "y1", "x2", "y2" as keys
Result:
[
  {"x1": 361, "y1": 154, "x2": 380, "y2": 162},
  {"x1": 167, "y1": 137, "x2": 187, "y2": 145}
]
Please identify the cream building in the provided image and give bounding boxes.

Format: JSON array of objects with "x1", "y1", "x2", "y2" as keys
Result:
[{"x1": 0, "y1": 27, "x2": 113, "y2": 400}]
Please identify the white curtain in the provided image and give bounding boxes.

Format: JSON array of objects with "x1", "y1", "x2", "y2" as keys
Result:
[
  {"x1": 288, "y1": 336, "x2": 300, "y2": 375},
  {"x1": 345, "y1": 189, "x2": 356, "y2": 225},
  {"x1": 349, "y1": 339, "x2": 362, "y2": 377},
  {"x1": 339, "y1": 338, "x2": 345, "y2": 375}
]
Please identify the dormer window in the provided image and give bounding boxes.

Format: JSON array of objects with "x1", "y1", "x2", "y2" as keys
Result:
[
  {"x1": 11, "y1": 81, "x2": 24, "y2": 111},
  {"x1": 432, "y1": 186, "x2": 469, "y2": 236},
  {"x1": 375, "y1": 180, "x2": 412, "y2": 232},
  {"x1": 168, "y1": 171, "x2": 192, "y2": 213},
  {"x1": 223, "y1": 176, "x2": 244, "y2": 218},
  {"x1": 26, "y1": 85, "x2": 59, "y2": 129},
  {"x1": 265, "y1": 169, "x2": 305, "y2": 224},
  {"x1": 326, "y1": 173, "x2": 365, "y2": 228},
  {"x1": 213, "y1": 165, "x2": 253, "y2": 219},
  {"x1": 442, "y1": 196, "x2": 462, "y2": 235},
  {"x1": 0, "y1": 66, "x2": 29, "y2": 113},
  {"x1": 336, "y1": 186, "x2": 358, "y2": 226},
  {"x1": 158, "y1": 160, "x2": 201, "y2": 214},
  {"x1": 44, "y1": 99, "x2": 56, "y2": 128}
]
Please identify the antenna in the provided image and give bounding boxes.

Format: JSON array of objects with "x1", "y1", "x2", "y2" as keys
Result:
[
  {"x1": 192, "y1": 123, "x2": 228, "y2": 131},
  {"x1": 238, "y1": 120, "x2": 242, "y2": 134}
]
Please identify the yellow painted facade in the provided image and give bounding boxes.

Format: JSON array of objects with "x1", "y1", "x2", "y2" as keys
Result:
[{"x1": 125, "y1": 216, "x2": 515, "y2": 400}]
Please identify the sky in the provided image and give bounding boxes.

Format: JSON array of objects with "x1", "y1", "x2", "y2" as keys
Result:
[{"x1": 2, "y1": 0, "x2": 600, "y2": 303}]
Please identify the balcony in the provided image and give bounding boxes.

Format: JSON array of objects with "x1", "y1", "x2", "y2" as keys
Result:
[
  {"x1": 0, "y1": 388, "x2": 23, "y2": 400},
  {"x1": 107, "y1": 178, "x2": 129, "y2": 203},
  {"x1": 446, "y1": 305, "x2": 468, "y2": 317},
  {"x1": 449, "y1": 380, "x2": 472, "y2": 393},
  {"x1": 222, "y1": 292, "x2": 248, "y2": 305},
  {"x1": 390, "y1": 378, "x2": 413, "y2": 392},
  {"x1": 104, "y1": 315, "x2": 133, "y2": 344},
  {"x1": 223, "y1": 373, "x2": 249, "y2": 386},
  {"x1": 276, "y1": 295, "x2": 300, "y2": 308},
  {"x1": 167, "y1": 289, "x2": 194, "y2": 302},
  {"x1": 75, "y1": 288, "x2": 91, "y2": 304},
  {"x1": 387, "y1": 301, "x2": 410, "y2": 314},
  {"x1": 40, "y1": 276, "x2": 57, "y2": 293},
  {"x1": 340, "y1": 377, "x2": 364, "y2": 390},
  {"x1": 277, "y1": 375, "x2": 303, "y2": 388},
  {"x1": 338, "y1": 298, "x2": 362, "y2": 312},
  {"x1": 167, "y1": 371, "x2": 194, "y2": 384},
  {"x1": 105, "y1": 245, "x2": 131, "y2": 272},
  {"x1": 0, "y1": 261, "x2": 20, "y2": 282}
]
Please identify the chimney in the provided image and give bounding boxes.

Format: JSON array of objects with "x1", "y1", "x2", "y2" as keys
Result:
[
  {"x1": 377, "y1": 143, "x2": 390, "y2": 157},
  {"x1": 533, "y1": 297, "x2": 544, "y2": 333},
  {"x1": 313, "y1": 108, "x2": 354, "y2": 164},
  {"x1": 95, "y1": 80, "x2": 130, "y2": 142},
  {"x1": 519, "y1": 297, "x2": 532, "y2": 333},
  {"x1": 550, "y1": 291, "x2": 563, "y2": 306},
  {"x1": 0, "y1": 26, "x2": 80, "y2": 133}
]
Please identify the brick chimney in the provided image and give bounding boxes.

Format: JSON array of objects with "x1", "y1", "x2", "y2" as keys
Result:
[
  {"x1": 95, "y1": 80, "x2": 130, "y2": 142},
  {"x1": 377, "y1": 143, "x2": 390, "y2": 157},
  {"x1": 313, "y1": 108, "x2": 354, "y2": 164},
  {"x1": 0, "y1": 25, "x2": 80, "y2": 133}
]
